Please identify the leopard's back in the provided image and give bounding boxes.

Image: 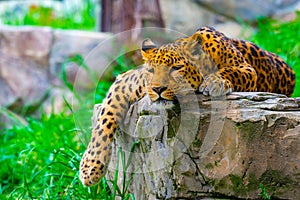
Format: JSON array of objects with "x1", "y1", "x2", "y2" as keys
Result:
[{"x1": 230, "y1": 38, "x2": 295, "y2": 96}]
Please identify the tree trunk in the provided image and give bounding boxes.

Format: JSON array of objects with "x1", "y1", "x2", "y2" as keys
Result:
[{"x1": 101, "y1": 0, "x2": 165, "y2": 39}]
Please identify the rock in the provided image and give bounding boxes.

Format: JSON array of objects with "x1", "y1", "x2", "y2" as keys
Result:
[
  {"x1": 0, "y1": 54, "x2": 50, "y2": 113},
  {"x1": 159, "y1": 0, "x2": 252, "y2": 39},
  {"x1": 160, "y1": 0, "x2": 217, "y2": 35},
  {"x1": 0, "y1": 26, "x2": 53, "y2": 66},
  {"x1": 194, "y1": 0, "x2": 300, "y2": 21},
  {"x1": 0, "y1": 25, "x2": 112, "y2": 118},
  {"x1": 160, "y1": 0, "x2": 300, "y2": 38},
  {"x1": 49, "y1": 29, "x2": 111, "y2": 89},
  {"x1": 0, "y1": 27, "x2": 52, "y2": 113},
  {"x1": 92, "y1": 92, "x2": 300, "y2": 199},
  {"x1": 213, "y1": 21, "x2": 254, "y2": 39}
]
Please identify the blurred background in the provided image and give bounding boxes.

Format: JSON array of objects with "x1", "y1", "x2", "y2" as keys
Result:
[
  {"x1": 0, "y1": 0, "x2": 299, "y2": 199},
  {"x1": 1, "y1": 0, "x2": 300, "y2": 35}
]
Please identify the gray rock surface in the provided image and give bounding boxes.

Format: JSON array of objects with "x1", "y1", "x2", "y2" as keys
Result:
[
  {"x1": 50, "y1": 30, "x2": 110, "y2": 88},
  {"x1": 0, "y1": 26, "x2": 52, "y2": 111},
  {"x1": 160, "y1": 0, "x2": 300, "y2": 37},
  {"x1": 0, "y1": 26, "x2": 111, "y2": 116},
  {"x1": 160, "y1": 0, "x2": 216, "y2": 35},
  {"x1": 92, "y1": 92, "x2": 300, "y2": 199},
  {"x1": 195, "y1": 0, "x2": 300, "y2": 21}
]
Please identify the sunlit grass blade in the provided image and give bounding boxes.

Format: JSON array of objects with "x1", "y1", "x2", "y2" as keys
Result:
[
  {"x1": 0, "y1": 106, "x2": 28, "y2": 126},
  {"x1": 125, "y1": 141, "x2": 139, "y2": 171},
  {"x1": 63, "y1": 96, "x2": 74, "y2": 114}
]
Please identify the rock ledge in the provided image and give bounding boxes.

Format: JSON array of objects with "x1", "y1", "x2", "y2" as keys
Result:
[{"x1": 92, "y1": 92, "x2": 300, "y2": 199}]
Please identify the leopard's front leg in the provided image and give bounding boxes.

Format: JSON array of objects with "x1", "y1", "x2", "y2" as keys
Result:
[
  {"x1": 79, "y1": 68, "x2": 147, "y2": 186},
  {"x1": 199, "y1": 63, "x2": 257, "y2": 96}
]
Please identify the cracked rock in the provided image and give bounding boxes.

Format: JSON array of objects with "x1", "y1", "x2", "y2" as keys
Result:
[{"x1": 92, "y1": 92, "x2": 300, "y2": 199}]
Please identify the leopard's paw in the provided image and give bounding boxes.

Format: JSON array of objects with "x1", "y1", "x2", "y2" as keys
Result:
[
  {"x1": 199, "y1": 74, "x2": 232, "y2": 96},
  {"x1": 79, "y1": 143, "x2": 111, "y2": 186},
  {"x1": 79, "y1": 151, "x2": 105, "y2": 186}
]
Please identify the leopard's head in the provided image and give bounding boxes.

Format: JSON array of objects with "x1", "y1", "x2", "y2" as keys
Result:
[{"x1": 141, "y1": 33, "x2": 213, "y2": 102}]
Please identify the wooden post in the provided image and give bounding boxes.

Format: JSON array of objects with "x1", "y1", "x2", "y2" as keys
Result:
[
  {"x1": 100, "y1": 0, "x2": 165, "y2": 38},
  {"x1": 101, "y1": 0, "x2": 112, "y2": 32}
]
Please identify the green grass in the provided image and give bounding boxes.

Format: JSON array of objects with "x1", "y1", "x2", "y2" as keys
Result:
[
  {"x1": 250, "y1": 11, "x2": 300, "y2": 97},
  {"x1": 0, "y1": 0, "x2": 96, "y2": 30},
  {"x1": 0, "y1": 51, "x2": 138, "y2": 199},
  {"x1": 0, "y1": 111, "x2": 92, "y2": 199},
  {"x1": 0, "y1": 110, "x2": 137, "y2": 199}
]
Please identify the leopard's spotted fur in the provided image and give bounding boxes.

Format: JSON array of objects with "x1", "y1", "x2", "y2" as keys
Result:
[{"x1": 79, "y1": 26, "x2": 295, "y2": 186}]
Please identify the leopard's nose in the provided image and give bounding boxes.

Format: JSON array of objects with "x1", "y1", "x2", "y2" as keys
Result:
[{"x1": 152, "y1": 86, "x2": 167, "y2": 95}]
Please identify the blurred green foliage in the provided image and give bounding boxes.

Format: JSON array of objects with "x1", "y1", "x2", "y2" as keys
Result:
[{"x1": 0, "y1": 0, "x2": 96, "y2": 30}]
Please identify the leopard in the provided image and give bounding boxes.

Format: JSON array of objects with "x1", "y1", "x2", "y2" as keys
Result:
[{"x1": 79, "y1": 26, "x2": 295, "y2": 186}]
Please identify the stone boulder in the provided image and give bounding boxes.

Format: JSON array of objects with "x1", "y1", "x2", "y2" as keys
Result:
[
  {"x1": 160, "y1": 0, "x2": 300, "y2": 38},
  {"x1": 0, "y1": 26, "x2": 53, "y2": 112},
  {"x1": 0, "y1": 25, "x2": 111, "y2": 116},
  {"x1": 194, "y1": 0, "x2": 300, "y2": 21},
  {"x1": 160, "y1": 0, "x2": 217, "y2": 35},
  {"x1": 92, "y1": 92, "x2": 300, "y2": 199},
  {"x1": 49, "y1": 29, "x2": 111, "y2": 89}
]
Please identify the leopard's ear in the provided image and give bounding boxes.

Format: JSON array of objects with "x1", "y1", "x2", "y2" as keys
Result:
[
  {"x1": 190, "y1": 31, "x2": 204, "y2": 46},
  {"x1": 186, "y1": 32, "x2": 204, "y2": 60},
  {"x1": 141, "y1": 39, "x2": 157, "y2": 61}
]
